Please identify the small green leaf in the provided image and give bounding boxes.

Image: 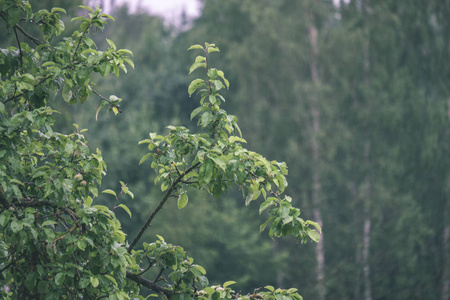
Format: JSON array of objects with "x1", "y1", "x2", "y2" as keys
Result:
[
  {"x1": 264, "y1": 285, "x2": 275, "y2": 292},
  {"x1": 118, "y1": 204, "x2": 132, "y2": 218},
  {"x1": 259, "y1": 199, "x2": 275, "y2": 215},
  {"x1": 10, "y1": 219, "x2": 23, "y2": 233},
  {"x1": 0, "y1": 210, "x2": 12, "y2": 227},
  {"x1": 260, "y1": 218, "x2": 271, "y2": 232},
  {"x1": 55, "y1": 273, "x2": 65, "y2": 286},
  {"x1": 209, "y1": 95, "x2": 217, "y2": 105},
  {"x1": 10, "y1": 179, "x2": 24, "y2": 186},
  {"x1": 203, "y1": 159, "x2": 214, "y2": 184},
  {"x1": 90, "y1": 276, "x2": 99, "y2": 288},
  {"x1": 42, "y1": 220, "x2": 57, "y2": 227},
  {"x1": 51, "y1": 7, "x2": 67, "y2": 14},
  {"x1": 204, "y1": 287, "x2": 215, "y2": 295},
  {"x1": 102, "y1": 189, "x2": 117, "y2": 197},
  {"x1": 306, "y1": 228, "x2": 320, "y2": 242},
  {"x1": 195, "y1": 55, "x2": 206, "y2": 63},
  {"x1": 78, "y1": 5, "x2": 95, "y2": 13},
  {"x1": 192, "y1": 264, "x2": 206, "y2": 275},
  {"x1": 187, "y1": 44, "x2": 204, "y2": 51},
  {"x1": 223, "y1": 281, "x2": 236, "y2": 288},
  {"x1": 188, "y1": 79, "x2": 205, "y2": 96},
  {"x1": 306, "y1": 220, "x2": 322, "y2": 233},
  {"x1": 139, "y1": 153, "x2": 153, "y2": 165},
  {"x1": 105, "y1": 274, "x2": 118, "y2": 286},
  {"x1": 209, "y1": 156, "x2": 226, "y2": 172},
  {"x1": 106, "y1": 38, "x2": 117, "y2": 51},
  {"x1": 84, "y1": 196, "x2": 93, "y2": 207},
  {"x1": 207, "y1": 47, "x2": 220, "y2": 53},
  {"x1": 177, "y1": 191, "x2": 188, "y2": 209},
  {"x1": 189, "y1": 62, "x2": 206, "y2": 74},
  {"x1": 95, "y1": 106, "x2": 103, "y2": 120},
  {"x1": 207, "y1": 68, "x2": 218, "y2": 79},
  {"x1": 190, "y1": 106, "x2": 208, "y2": 120}
]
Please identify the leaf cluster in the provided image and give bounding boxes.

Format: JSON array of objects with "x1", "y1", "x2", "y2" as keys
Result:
[{"x1": 0, "y1": 3, "x2": 318, "y2": 299}]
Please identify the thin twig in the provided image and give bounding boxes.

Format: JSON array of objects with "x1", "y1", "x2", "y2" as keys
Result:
[
  {"x1": 72, "y1": 26, "x2": 90, "y2": 64},
  {"x1": 13, "y1": 27, "x2": 23, "y2": 67},
  {"x1": 127, "y1": 162, "x2": 200, "y2": 253},
  {"x1": 14, "y1": 23, "x2": 43, "y2": 45}
]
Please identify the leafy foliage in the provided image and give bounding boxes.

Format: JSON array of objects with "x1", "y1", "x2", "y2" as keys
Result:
[{"x1": 0, "y1": 2, "x2": 318, "y2": 299}]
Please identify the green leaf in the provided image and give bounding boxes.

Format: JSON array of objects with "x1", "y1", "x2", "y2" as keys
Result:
[
  {"x1": 207, "y1": 47, "x2": 220, "y2": 53},
  {"x1": 177, "y1": 191, "x2": 188, "y2": 209},
  {"x1": 117, "y1": 49, "x2": 133, "y2": 56},
  {"x1": 139, "y1": 153, "x2": 153, "y2": 165},
  {"x1": 214, "y1": 80, "x2": 223, "y2": 91},
  {"x1": 90, "y1": 276, "x2": 99, "y2": 288},
  {"x1": 305, "y1": 220, "x2": 322, "y2": 233},
  {"x1": 192, "y1": 264, "x2": 206, "y2": 275},
  {"x1": 223, "y1": 281, "x2": 236, "y2": 288},
  {"x1": 55, "y1": 273, "x2": 65, "y2": 286},
  {"x1": 105, "y1": 274, "x2": 118, "y2": 286},
  {"x1": 204, "y1": 287, "x2": 215, "y2": 295},
  {"x1": 259, "y1": 199, "x2": 275, "y2": 215},
  {"x1": 0, "y1": 210, "x2": 12, "y2": 227},
  {"x1": 203, "y1": 159, "x2": 214, "y2": 184},
  {"x1": 102, "y1": 189, "x2": 117, "y2": 197},
  {"x1": 195, "y1": 55, "x2": 206, "y2": 63},
  {"x1": 209, "y1": 156, "x2": 226, "y2": 172},
  {"x1": 188, "y1": 79, "x2": 205, "y2": 96},
  {"x1": 78, "y1": 5, "x2": 95, "y2": 13},
  {"x1": 187, "y1": 44, "x2": 204, "y2": 51},
  {"x1": 264, "y1": 285, "x2": 275, "y2": 292},
  {"x1": 10, "y1": 219, "x2": 23, "y2": 233},
  {"x1": 62, "y1": 83, "x2": 73, "y2": 103},
  {"x1": 83, "y1": 196, "x2": 93, "y2": 207},
  {"x1": 189, "y1": 62, "x2": 206, "y2": 74},
  {"x1": 217, "y1": 70, "x2": 230, "y2": 89},
  {"x1": 190, "y1": 106, "x2": 208, "y2": 120},
  {"x1": 42, "y1": 220, "x2": 57, "y2": 227},
  {"x1": 10, "y1": 179, "x2": 24, "y2": 186},
  {"x1": 6, "y1": 7, "x2": 20, "y2": 26},
  {"x1": 207, "y1": 68, "x2": 218, "y2": 79},
  {"x1": 95, "y1": 106, "x2": 103, "y2": 120},
  {"x1": 123, "y1": 58, "x2": 134, "y2": 69},
  {"x1": 306, "y1": 228, "x2": 320, "y2": 243},
  {"x1": 260, "y1": 218, "x2": 272, "y2": 232},
  {"x1": 229, "y1": 136, "x2": 246, "y2": 143},
  {"x1": 106, "y1": 38, "x2": 117, "y2": 51},
  {"x1": 118, "y1": 204, "x2": 132, "y2": 218},
  {"x1": 51, "y1": 7, "x2": 66, "y2": 14},
  {"x1": 200, "y1": 111, "x2": 212, "y2": 127},
  {"x1": 209, "y1": 95, "x2": 217, "y2": 105}
]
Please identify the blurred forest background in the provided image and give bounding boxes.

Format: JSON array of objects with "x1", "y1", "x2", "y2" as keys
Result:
[{"x1": 3, "y1": 0, "x2": 449, "y2": 299}]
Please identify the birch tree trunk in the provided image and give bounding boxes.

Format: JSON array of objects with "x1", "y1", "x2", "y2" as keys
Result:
[
  {"x1": 362, "y1": 142, "x2": 372, "y2": 300},
  {"x1": 442, "y1": 99, "x2": 450, "y2": 300},
  {"x1": 307, "y1": 5, "x2": 325, "y2": 300}
]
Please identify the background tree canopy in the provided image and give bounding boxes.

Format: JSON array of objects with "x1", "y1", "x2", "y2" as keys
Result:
[{"x1": 1, "y1": 0, "x2": 449, "y2": 300}]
